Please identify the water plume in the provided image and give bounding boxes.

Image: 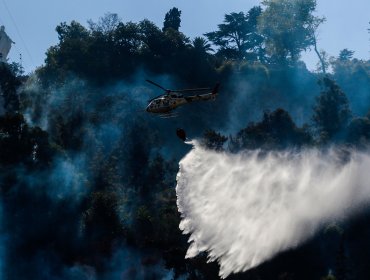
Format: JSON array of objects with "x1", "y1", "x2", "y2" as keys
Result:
[{"x1": 176, "y1": 141, "x2": 370, "y2": 278}]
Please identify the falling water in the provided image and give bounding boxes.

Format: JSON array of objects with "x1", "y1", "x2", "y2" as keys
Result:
[{"x1": 176, "y1": 141, "x2": 370, "y2": 278}]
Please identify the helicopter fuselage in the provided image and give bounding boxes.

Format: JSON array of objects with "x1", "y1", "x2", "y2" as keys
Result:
[{"x1": 146, "y1": 92, "x2": 216, "y2": 114}]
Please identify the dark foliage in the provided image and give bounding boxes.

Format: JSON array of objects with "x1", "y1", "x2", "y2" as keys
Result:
[
  {"x1": 0, "y1": 5, "x2": 369, "y2": 280},
  {"x1": 201, "y1": 129, "x2": 228, "y2": 151},
  {"x1": 312, "y1": 77, "x2": 352, "y2": 142},
  {"x1": 230, "y1": 108, "x2": 312, "y2": 151},
  {"x1": 205, "y1": 7, "x2": 264, "y2": 61},
  {"x1": 163, "y1": 7, "x2": 182, "y2": 31},
  {"x1": 0, "y1": 62, "x2": 20, "y2": 112}
]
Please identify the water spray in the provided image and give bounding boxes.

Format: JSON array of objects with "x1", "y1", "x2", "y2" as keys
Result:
[{"x1": 176, "y1": 141, "x2": 370, "y2": 278}]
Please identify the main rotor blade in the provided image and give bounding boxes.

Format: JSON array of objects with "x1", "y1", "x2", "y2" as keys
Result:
[
  {"x1": 146, "y1": 80, "x2": 211, "y2": 93},
  {"x1": 173, "y1": 87, "x2": 212, "y2": 93},
  {"x1": 146, "y1": 79, "x2": 168, "y2": 91}
]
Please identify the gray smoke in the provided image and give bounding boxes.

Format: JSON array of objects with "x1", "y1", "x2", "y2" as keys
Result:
[{"x1": 176, "y1": 141, "x2": 370, "y2": 278}]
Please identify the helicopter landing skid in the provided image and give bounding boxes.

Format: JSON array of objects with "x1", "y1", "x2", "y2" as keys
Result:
[{"x1": 159, "y1": 112, "x2": 178, "y2": 119}]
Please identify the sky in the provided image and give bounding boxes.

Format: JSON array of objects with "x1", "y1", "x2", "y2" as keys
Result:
[{"x1": 0, "y1": 0, "x2": 369, "y2": 74}]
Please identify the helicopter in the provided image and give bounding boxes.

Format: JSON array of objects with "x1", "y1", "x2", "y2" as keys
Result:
[{"x1": 145, "y1": 79, "x2": 219, "y2": 117}]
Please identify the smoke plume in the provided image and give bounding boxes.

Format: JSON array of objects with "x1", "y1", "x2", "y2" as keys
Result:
[{"x1": 176, "y1": 141, "x2": 370, "y2": 278}]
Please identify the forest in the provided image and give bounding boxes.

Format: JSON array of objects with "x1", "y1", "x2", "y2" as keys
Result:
[{"x1": 0, "y1": 0, "x2": 370, "y2": 279}]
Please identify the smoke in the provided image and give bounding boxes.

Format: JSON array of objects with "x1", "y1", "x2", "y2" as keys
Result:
[
  {"x1": 220, "y1": 65, "x2": 320, "y2": 135},
  {"x1": 176, "y1": 141, "x2": 370, "y2": 278},
  {"x1": 8, "y1": 73, "x2": 184, "y2": 279},
  {"x1": 57, "y1": 246, "x2": 174, "y2": 280}
]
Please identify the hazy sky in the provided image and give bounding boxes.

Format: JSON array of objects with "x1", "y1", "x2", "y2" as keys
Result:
[{"x1": 0, "y1": 0, "x2": 369, "y2": 73}]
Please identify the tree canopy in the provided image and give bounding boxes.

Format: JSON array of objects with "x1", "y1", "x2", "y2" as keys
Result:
[
  {"x1": 258, "y1": 0, "x2": 324, "y2": 64},
  {"x1": 1, "y1": 4, "x2": 370, "y2": 280},
  {"x1": 205, "y1": 6, "x2": 264, "y2": 60},
  {"x1": 163, "y1": 7, "x2": 182, "y2": 31},
  {"x1": 312, "y1": 77, "x2": 352, "y2": 142}
]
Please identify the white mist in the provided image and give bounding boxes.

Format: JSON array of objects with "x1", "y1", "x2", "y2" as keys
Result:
[{"x1": 176, "y1": 142, "x2": 370, "y2": 278}]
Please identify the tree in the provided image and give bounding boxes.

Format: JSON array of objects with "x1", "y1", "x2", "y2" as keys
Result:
[
  {"x1": 139, "y1": 19, "x2": 185, "y2": 58},
  {"x1": 163, "y1": 7, "x2": 182, "y2": 31},
  {"x1": 55, "y1": 20, "x2": 90, "y2": 42},
  {"x1": 258, "y1": 0, "x2": 324, "y2": 64},
  {"x1": 0, "y1": 113, "x2": 54, "y2": 166},
  {"x1": 162, "y1": 27, "x2": 189, "y2": 53},
  {"x1": 201, "y1": 130, "x2": 228, "y2": 151},
  {"x1": 314, "y1": 50, "x2": 330, "y2": 74},
  {"x1": 310, "y1": 15, "x2": 327, "y2": 73},
  {"x1": 245, "y1": 6, "x2": 266, "y2": 61},
  {"x1": 346, "y1": 117, "x2": 370, "y2": 145},
  {"x1": 42, "y1": 21, "x2": 91, "y2": 81},
  {"x1": 88, "y1": 13, "x2": 121, "y2": 35},
  {"x1": 139, "y1": 19, "x2": 165, "y2": 55},
  {"x1": 330, "y1": 56, "x2": 370, "y2": 115},
  {"x1": 0, "y1": 62, "x2": 20, "y2": 112},
  {"x1": 192, "y1": 37, "x2": 214, "y2": 54},
  {"x1": 312, "y1": 77, "x2": 352, "y2": 141},
  {"x1": 205, "y1": 6, "x2": 264, "y2": 60},
  {"x1": 230, "y1": 108, "x2": 312, "y2": 151},
  {"x1": 338, "y1": 49, "x2": 355, "y2": 61},
  {"x1": 113, "y1": 21, "x2": 142, "y2": 54}
]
